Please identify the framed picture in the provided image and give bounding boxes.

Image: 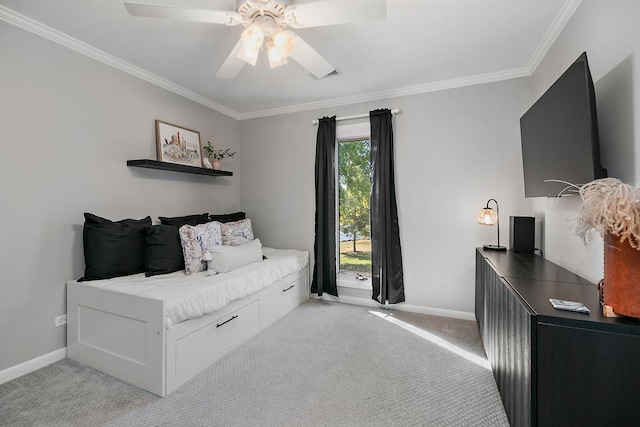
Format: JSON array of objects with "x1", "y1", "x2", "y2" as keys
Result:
[{"x1": 155, "y1": 120, "x2": 202, "y2": 167}]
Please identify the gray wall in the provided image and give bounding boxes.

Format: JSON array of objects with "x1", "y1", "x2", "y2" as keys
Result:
[
  {"x1": 8, "y1": 0, "x2": 633, "y2": 373},
  {"x1": 239, "y1": 78, "x2": 531, "y2": 314},
  {"x1": 530, "y1": 0, "x2": 640, "y2": 282},
  {"x1": 0, "y1": 22, "x2": 241, "y2": 371}
]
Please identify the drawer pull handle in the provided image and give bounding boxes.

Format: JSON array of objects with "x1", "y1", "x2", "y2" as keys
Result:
[
  {"x1": 216, "y1": 315, "x2": 238, "y2": 328},
  {"x1": 283, "y1": 285, "x2": 295, "y2": 292}
]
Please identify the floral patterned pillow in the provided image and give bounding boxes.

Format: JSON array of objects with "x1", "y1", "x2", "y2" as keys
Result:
[
  {"x1": 221, "y1": 219, "x2": 254, "y2": 246},
  {"x1": 179, "y1": 221, "x2": 223, "y2": 274}
]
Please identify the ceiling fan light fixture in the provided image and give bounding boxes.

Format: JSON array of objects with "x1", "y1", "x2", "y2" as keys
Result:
[
  {"x1": 237, "y1": 44, "x2": 259, "y2": 66},
  {"x1": 267, "y1": 37, "x2": 288, "y2": 68},
  {"x1": 272, "y1": 30, "x2": 296, "y2": 57},
  {"x1": 240, "y1": 23, "x2": 264, "y2": 51},
  {"x1": 126, "y1": 0, "x2": 387, "y2": 79}
]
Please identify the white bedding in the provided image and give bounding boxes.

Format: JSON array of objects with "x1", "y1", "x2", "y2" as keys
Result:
[{"x1": 77, "y1": 247, "x2": 309, "y2": 328}]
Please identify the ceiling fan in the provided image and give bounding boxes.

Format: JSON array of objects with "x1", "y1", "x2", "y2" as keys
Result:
[{"x1": 124, "y1": 0, "x2": 387, "y2": 79}]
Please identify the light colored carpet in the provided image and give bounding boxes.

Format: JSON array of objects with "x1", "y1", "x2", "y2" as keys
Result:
[{"x1": 0, "y1": 299, "x2": 508, "y2": 426}]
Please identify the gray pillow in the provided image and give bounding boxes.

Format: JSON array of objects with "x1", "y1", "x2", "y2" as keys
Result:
[{"x1": 210, "y1": 239, "x2": 263, "y2": 273}]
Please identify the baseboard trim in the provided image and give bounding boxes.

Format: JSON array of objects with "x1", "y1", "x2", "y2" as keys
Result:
[
  {"x1": 0, "y1": 348, "x2": 67, "y2": 385},
  {"x1": 311, "y1": 294, "x2": 476, "y2": 321}
]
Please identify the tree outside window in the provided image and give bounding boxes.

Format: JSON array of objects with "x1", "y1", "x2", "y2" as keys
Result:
[{"x1": 338, "y1": 139, "x2": 371, "y2": 275}]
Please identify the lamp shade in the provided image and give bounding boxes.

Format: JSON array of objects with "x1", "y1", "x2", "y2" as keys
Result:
[
  {"x1": 477, "y1": 207, "x2": 498, "y2": 226},
  {"x1": 477, "y1": 199, "x2": 506, "y2": 251},
  {"x1": 272, "y1": 30, "x2": 296, "y2": 57},
  {"x1": 240, "y1": 24, "x2": 264, "y2": 51},
  {"x1": 267, "y1": 37, "x2": 288, "y2": 68},
  {"x1": 237, "y1": 44, "x2": 259, "y2": 66}
]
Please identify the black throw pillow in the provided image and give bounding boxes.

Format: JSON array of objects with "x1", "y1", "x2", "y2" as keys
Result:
[
  {"x1": 208, "y1": 212, "x2": 246, "y2": 223},
  {"x1": 81, "y1": 213, "x2": 152, "y2": 281},
  {"x1": 145, "y1": 225, "x2": 184, "y2": 277},
  {"x1": 158, "y1": 213, "x2": 209, "y2": 227}
]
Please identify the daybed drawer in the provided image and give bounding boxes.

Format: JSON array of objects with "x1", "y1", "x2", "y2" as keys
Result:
[
  {"x1": 260, "y1": 277, "x2": 306, "y2": 323},
  {"x1": 174, "y1": 300, "x2": 259, "y2": 377}
]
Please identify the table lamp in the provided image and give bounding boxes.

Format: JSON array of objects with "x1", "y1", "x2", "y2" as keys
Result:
[{"x1": 477, "y1": 199, "x2": 506, "y2": 251}]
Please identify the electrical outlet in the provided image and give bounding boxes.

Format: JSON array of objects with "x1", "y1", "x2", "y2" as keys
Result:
[{"x1": 55, "y1": 315, "x2": 67, "y2": 327}]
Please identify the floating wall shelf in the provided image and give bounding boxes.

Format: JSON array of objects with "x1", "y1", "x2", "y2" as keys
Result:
[{"x1": 127, "y1": 159, "x2": 233, "y2": 177}]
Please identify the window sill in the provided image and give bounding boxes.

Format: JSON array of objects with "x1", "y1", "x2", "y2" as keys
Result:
[{"x1": 337, "y1": 272, "x2": 371, "y2": 290}]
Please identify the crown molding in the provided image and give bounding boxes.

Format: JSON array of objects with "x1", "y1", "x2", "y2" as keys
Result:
[
  {"x1": 526, "y1": 0, "x2": 583, "y2": 74},
  {"x1": 242, "y1": 0, "x2": 581, "y2": 120},
  {"x1": 238, "y1": 67, "x2": 530, "y2": 120},
  {"x1": 0, "y1": 5, "x2": 241, "y2": 120},
  {"x1": 1, "y1": 0, "x2": 581, "y2": 122}
]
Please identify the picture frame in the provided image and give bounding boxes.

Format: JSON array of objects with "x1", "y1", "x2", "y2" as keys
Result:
[{"x1": 155, "y1": 120, "x2": 203, "y2": 167}]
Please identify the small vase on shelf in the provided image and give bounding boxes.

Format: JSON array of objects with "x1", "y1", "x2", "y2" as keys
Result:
[{"x1": 202, "y1": 142, "x2": 236, "y2": 172}]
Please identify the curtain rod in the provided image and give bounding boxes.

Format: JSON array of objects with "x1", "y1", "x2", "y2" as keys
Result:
[{"x1": 312, "y1": 108, "x2": 400, "y2": 125}]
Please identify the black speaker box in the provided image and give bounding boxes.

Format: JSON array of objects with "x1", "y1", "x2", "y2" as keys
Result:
[{"x1": 509, "y1": 216, "x2": 535, "y2": 253}]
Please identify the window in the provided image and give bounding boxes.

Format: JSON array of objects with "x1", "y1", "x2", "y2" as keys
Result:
[
  {"x1": 338, "y1": 138, "x2": 371, "y2": 276},
  {"x1": 336, "y1": 123, "x2": 371, "y2": 284}
]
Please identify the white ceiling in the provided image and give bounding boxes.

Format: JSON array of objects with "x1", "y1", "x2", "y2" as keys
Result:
[{"x1": 0, "y1": 0, "x2": 579, "y2": 119}]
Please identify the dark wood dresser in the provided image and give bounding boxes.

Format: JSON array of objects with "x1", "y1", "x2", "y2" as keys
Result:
[{"x1": 475, "y1": 248, "x2": 640, "y2": 427}]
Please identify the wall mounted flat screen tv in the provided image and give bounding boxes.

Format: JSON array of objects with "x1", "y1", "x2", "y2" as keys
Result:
[{"x1": 520, "y1": 52, "x2": 607, "y2": 197}]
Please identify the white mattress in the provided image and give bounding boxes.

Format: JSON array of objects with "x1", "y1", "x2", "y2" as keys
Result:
[{"x1": 75, "y1": 248, "x2": 309, "y2": 328}]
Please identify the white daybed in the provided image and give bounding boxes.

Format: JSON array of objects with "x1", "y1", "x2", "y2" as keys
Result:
[{"x1": 66, "y1": 248, "x2": 309, "y2": 397}]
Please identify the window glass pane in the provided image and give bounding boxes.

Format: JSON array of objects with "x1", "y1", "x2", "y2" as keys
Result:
[{"x1": 338, "y1": 138, "x2": 372, "y2": 276}]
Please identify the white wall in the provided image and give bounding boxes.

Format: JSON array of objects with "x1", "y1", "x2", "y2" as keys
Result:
[
  {"x1": 0, "y1": 22, "x2": 240, "y2": 371},
  {"x1": 530, "y1": 0, "x2": 640, "y2": 283},
  {"x1": 240, "y1": 78, "x2": 531, "y2": 314}
]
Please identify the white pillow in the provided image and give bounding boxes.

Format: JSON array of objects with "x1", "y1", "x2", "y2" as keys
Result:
[
  {"x1": 179, "y1": 221, "x2": 223, "y2": 275},
  {"x1": 221, "y1": 219, "x2": 254, "y2": 246},
  {"x1": 210, "y1": 238, "x2": 263, "y2": 273}
]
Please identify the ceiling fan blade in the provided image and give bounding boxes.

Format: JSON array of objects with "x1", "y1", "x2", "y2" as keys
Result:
[
  {"x1": 124, "y1": 2, "x2": 240, "y2": 25},
  {"x1": 290, "y1": 34, "x2": 336, "y2": 79},
  {"x1": 215, "y1": 41, "x2": 246, "y2": 79},
  {"x1": 287, "y1": 0, "x2": 386, "y2": 29}
]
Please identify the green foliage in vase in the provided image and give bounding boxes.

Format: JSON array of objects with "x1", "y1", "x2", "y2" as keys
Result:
[{"x1": 203, "y1": 141, "x2": 237, "y2": 160}]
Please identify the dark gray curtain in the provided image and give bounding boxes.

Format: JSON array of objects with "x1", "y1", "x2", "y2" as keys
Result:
[
  {"x1": 370, "y1": 109, "x2": 405, "y2": 304},
  {"x1": 311, "y1": 116, "x2": 338, "y2": 297}
]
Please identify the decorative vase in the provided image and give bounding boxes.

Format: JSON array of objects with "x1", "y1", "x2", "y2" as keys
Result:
[
  {"x1": 212, "y1": 159, "x2": 221, "y2": 170},
  {"x1": 603, "y1": 232, "x2": 640, "y2": 318}
]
